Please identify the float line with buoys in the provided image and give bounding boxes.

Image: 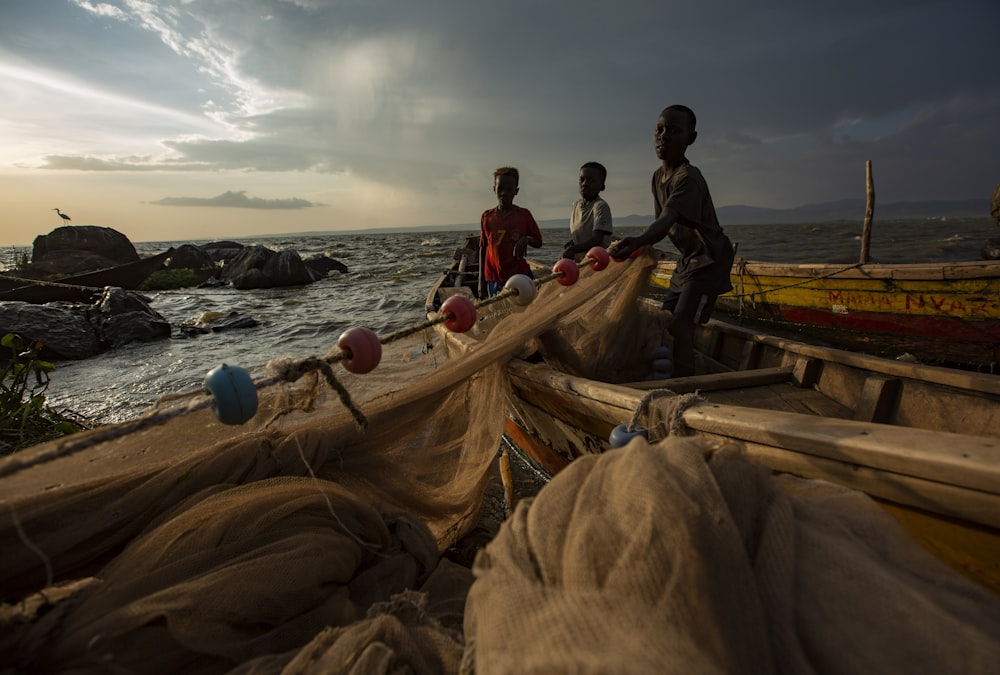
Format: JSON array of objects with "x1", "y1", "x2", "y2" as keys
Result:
[{"x1": 0, "y1": 246, "x2": 631, "y2": 480}]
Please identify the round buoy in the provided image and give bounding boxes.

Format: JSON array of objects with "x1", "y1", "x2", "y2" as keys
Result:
[
  {"x1": 609, "y1": 423, "x2": 647, "y2": 448},
  {"x1": 652, "y1": 358, "x2": 672, "y2": 373},
  {"x1": 505, "y1": 274, "x2": 537, "y2": 306},
  {"x1": 338, "y1": 326, "x2": 383, "y2": 374},
  {"x1": 553, "y1": 258, "x2": 579, "y2": 286},
  {"x1": 586, "y1": 246, "x2": 610, "y2": 271},
  {"x1": 440, "y1": 294, "x2": 477, "y2": 333},
  {"x1": 204, "y1": 364, "x2": 259, "y2": 425},
  {"x1": 652, "y1": 345, "x2": 671, "y2": 360}
]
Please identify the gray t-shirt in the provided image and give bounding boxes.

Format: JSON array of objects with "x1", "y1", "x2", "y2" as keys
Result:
[
  {"x1": 570, "y1": 197, "x2": 613, "y2": 247},
  {"x1": 653, "y1": 163, "x2": 734, "y2": 296}
]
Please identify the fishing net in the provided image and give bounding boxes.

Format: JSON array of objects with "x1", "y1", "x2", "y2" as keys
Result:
[
  {"x1": 0, "y1": 254, "x2": 644, "y2": 671},
  {"x1": 465, "y1": 436, "x2": 1000, "y2": 675},
  {"x1": 1, "y1": 252, "x2": 998, "y2": 673}
]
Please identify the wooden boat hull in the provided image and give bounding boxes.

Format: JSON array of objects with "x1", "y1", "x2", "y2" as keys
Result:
[
  {"x1": 420, "y1": 246, "x2": 1000, "y2": 593},
  {"x1": 651, "y1": 258, "x2": 1000, "y2": 368},
  {"x1": 498, "y1": 315, "x2": 1000, "y2": 594},
  {"x1": 0, "y1": 248, "x2": 175, "y2": 303}
]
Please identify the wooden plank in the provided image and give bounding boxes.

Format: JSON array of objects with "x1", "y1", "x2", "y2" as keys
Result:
[
  {"x1": 624, "y1": 366, "x2": 793, "y2": 393},
  {"x1": 677, "y1": 403, "x2": 1000, "y2": 495},
  {"x1": 738, "y1": 340, "x2": 761, "y2": 371},
  {"x1": 792, "y1": 357, "x2": 823, "y2": 388},
  {"x1": 700, "y1": 319, "x2": 1000, "y2": 396},
  {"x1": 706, "y1": 383, "x2": 852, "y2": 419},
  {"x1": 727, "y1": 439, "x2": 1000, "y2": 531},
  {"x1": 854, "y1": 376, "x2": 902, "y2": 423}
]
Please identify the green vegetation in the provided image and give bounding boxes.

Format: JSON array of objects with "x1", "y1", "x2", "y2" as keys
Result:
[
  {"x1": 139, "y1": 267, "x2": 216, "y2": 291},
  {"x1": 1, "y1": 334, "x2": 87, "y2": 455}
]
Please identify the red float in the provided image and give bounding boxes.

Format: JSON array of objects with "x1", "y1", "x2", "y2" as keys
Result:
[
  {"x1": 553, "y1": 258, "x2": 579, "y2": 286},
  {"x1": 337, "y1": 326, "x2": 383, "y2": 374},
  {"x1": 440, "y1": 294, "x2": 477, "y2": 333},
  {"x1": 586, "y1": 246, "x2": 610, "y2": 271}
]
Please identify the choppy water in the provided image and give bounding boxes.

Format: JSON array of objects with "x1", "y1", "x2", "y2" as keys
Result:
[{"x1": 2, "y1": 218, "x2": 995, "y2": 424}]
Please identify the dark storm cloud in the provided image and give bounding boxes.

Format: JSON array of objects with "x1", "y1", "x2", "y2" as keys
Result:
[{"x1": 4, "y1": 0, "x2": 999, "y2": 214}]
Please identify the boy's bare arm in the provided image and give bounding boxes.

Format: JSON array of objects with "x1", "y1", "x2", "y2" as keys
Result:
[
  {"x1": 562, "y1": 231, "x2": 607, "y2": 259},
  {"x1": 513, "y1": 235, "x2": 542, "y2": 258},
  {"x1": 610, "y1": 207, "x2": 681, "y2": 259},
  {"x1": 477, "y1": 239, "x2": 486, "y2": 295}
]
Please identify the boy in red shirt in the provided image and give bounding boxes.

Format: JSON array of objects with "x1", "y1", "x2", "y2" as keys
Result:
[{"x1": 478, "y1": 166, "x2": 544, "y2": 297}]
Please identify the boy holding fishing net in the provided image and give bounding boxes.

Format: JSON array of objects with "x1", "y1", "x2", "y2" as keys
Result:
[{"x1": 611, "y1": 105, "x2": 735, "y2": 377}]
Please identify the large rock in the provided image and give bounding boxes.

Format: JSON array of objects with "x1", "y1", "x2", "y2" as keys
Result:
[
  {"x1": 163, "y1": 244, "x2": 220, "y2": 283},
  {"x1": 202, "y1": 241, "x2": 245, "y2": 265},
  {"x1": 95, "y1": 287, "x2": 172, "y2": 349},
  {"x1": 221, "y1": 245, "x2": 320, "y2": 289},
  {"x1": 166, "y1": 244, "x2": 217, "y2": 272},
  {"x1": 29, "y1": 226, "x2": 139, "y2": 276},
  {"x1": 0, "y1": 288, "x2": 170, "y2": 360},
  {"x1": 304, "y1": 255, "x2": 349, "y2": 276}
]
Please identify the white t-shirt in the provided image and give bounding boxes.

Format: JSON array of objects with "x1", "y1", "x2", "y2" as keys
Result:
[{"x1": 570, "y1": 197, "x2": 613, "y2": 246}]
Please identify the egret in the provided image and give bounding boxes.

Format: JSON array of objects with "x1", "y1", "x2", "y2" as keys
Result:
[{"x1": 52, "y1": 208, "x2": 72, "y2": 222}]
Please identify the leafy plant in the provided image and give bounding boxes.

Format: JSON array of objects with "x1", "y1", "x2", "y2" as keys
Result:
[
  {"x1": 138, "y1": 267, "x2": 217, "y2": 291},
  {"x1": 1, "y1": 334, "x2": 86, "y2": 455}
]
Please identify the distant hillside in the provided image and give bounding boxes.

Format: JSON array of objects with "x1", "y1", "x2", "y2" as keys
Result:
[
  {"x1": 715, "y1": 198, "x2": 990, "y2": 225},
  {"x1": 286, "y1": 199, "x2": 992, "y2": 237}
]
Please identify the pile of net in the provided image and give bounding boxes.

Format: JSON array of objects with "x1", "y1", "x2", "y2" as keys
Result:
[{"x1": 1, "y1": 254, "x2": 998, "y2": 673}]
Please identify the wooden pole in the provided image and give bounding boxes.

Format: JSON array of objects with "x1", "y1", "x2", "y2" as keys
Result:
[
  {"x1": 499, "y1": 447, "x2": 515, "y2": 517},
  {"x1": 860, "y1": 160, "x2": 875, "y2": 263}
]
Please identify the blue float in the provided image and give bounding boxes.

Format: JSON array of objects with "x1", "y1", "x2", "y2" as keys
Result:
[
  {"x1": 609, "y1": 423, "x2": 648, "y2": 448},
  {"x1": 204, "y1": 364, "x2": 259, "y2": 425},
  {"x1": 652, "y1": 358, "x2": 672, "y2": 373},
  {"x1": 652, "y1": 345, "x2": 671, "y2": 360}
]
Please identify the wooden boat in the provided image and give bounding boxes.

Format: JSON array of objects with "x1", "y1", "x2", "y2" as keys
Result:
[
  {"x1": 649, "y1": 255, "x2": 1000, "y2": 370},
  {"x1": 425, "y1": 245, "x2": 1000, "y2": 595},
  {"x1": 424, "y1": 233, "x2": 481, "y2": 315},
  {"x1": 0, "y1": 248, "x2": 175, "y2": 304}
]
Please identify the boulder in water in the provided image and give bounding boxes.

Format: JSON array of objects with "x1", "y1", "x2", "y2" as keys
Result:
[
  {"x1": 221, "y1": 245, "x2": 321, "y2": 289},
  {"x1": 0, "y1": 288, "x2": 170, "y2": 360},
  {"x1": 202, "y1": 241, "x2": 245, "y2": 265},
  {"x1": 27, "y1": 226, "x2": 139, "y2": 277},
  {"x1": 167, "y1": 244, "x2": 218, "y2": 274},
  {"x1": 304, "y1": 255, "x2": 349, "y2": 277}
]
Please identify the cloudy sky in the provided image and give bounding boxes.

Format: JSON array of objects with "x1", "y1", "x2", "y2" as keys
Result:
[{"x1": 1, "y1": 0, "x2": 998, "y2": 245}]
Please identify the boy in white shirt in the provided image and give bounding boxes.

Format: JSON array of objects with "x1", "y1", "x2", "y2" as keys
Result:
[{"x1": 561, "y1": 161, "x2": 612, "y2": 260}]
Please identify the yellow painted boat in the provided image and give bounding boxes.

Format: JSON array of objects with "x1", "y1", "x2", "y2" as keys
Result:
[{"x1": 650, "y1": 255, "x2": 1000, "y2": 369}]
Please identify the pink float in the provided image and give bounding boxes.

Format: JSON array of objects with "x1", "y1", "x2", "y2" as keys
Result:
[
  {"x1": 440, "y1": 294, "x2": 476, "y2": 333},
  {"x1": 586, "y1": 246, "x2": 610, "y2": 271},
  {"x1": 337, "y1": 326, "x2": 383, "y2": 374},
  {"x1": 553, "y1": 258, "x2": 579, "y2": 286}
]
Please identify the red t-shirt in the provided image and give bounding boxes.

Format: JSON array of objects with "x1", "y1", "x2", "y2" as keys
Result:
[{"x1": 480, "y1": 206, "x2": 542, "y2": 283}]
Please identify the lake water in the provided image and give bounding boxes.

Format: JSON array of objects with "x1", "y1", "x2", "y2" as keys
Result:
[{"x1": 2, "y1": 218, "x2": 995, "y2": 424}]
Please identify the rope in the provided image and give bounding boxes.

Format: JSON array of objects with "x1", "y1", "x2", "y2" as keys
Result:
[
  {"x1": 0, "y1": 253, "x2": 607, "y2": 478},
  {"x1": 0, "y1": 273, "x2": 105, "y2": 292},
  {"x1": 628, "y1": 389, "x2": 705, "y2": 438}
]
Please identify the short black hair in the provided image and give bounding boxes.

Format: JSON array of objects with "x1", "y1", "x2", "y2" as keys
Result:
[
  {"x1": 494, "y1": 166, "x2": 519, "y2": 186},
  {"x1": 663, "y1": 104, "x2": 697, "y2": 130},
  {"x1": 580, "y1": 161, "x2": 607, "y2": 182}
]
